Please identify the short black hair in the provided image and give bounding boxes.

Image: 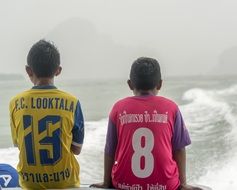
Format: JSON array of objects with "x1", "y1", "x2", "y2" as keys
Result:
[
  {"x1": 27, "y1": 40, "x2": 60, "y2": 78},
  {"x1": 130, "y1": 57, "x2": 161, "y2": 90}
]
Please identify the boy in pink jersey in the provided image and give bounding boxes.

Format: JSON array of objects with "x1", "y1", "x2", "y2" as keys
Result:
[{"x1": 91, "y1": 57, "x2": 202, "y2": 190}]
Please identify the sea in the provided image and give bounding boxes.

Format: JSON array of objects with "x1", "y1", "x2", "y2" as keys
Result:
[{"x1": 0, "y1": 75, "x2": 237, "y2": 190}]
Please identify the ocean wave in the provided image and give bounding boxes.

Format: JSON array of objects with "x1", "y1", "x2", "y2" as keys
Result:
[
  {"x1": 196, "y1": 156, "x2": 237, "y2": 190},
  {"x1": 181, "y1": 87, "x2": 236, "y2": 132},
  {"x1": 180, "y1": 86, "x2": 237, "y2": 190},
  {"x1": 217, "y1": 84, "x2": 237, "y2": 96}
]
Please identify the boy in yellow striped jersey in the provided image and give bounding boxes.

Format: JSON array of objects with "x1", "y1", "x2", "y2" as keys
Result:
[{"x1": 9, "y1": 40, "x2": 84, "y2": 189}]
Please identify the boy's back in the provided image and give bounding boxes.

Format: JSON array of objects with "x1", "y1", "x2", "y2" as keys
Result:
[
  {"x1": 91, "y1": 57, "x2": 201, "y2": 190},
  {"x1": 109, "y1": 95, "x2": 189, "y2": 190},
  {"x1": 9, "y1": 40, "x2": 84, "y2": 189},
  {"x1": 10, "y1": 86, "x2": 84, "y2": 189}
]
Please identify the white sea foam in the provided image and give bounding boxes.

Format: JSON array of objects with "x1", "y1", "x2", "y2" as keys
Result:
[
  {"x1": 196, "y1": 157, "x2": 237, "y2": 190},
  {"x1": 78, "y1": 119, "x2": 108, "y2": 183},
  {"x1": 217, "y1": 84, "x2": 237, "y2": 96},
  {"x1": 180, "y1": 86, "x2": 237, "y2": 190},
  {"x1": 181, "y1": 87, "x2": 236, "y2": 132},
  {"x1": 0, "y1": 147, "x2": 19, "y2": 168}
]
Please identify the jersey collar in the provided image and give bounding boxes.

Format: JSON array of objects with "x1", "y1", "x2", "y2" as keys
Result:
[{"x1": 32, "y1": 85, "x2": 57, "y2": 89}]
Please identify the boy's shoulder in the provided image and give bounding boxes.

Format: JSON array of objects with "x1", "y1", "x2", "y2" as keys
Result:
[
  {"x1": 53, "y1": 89, "x2": 79, "y2": 101},
  {"x1": 114, "y1": 95, "x2": 178, "y2": 107},
  {"x1": 10, "y1": 90, "x2": 32, "y2": 103},
  {"x1": 110, "y1": 96, "x2": 179, "y2": 116},
  {"x1": 155, "y1": 95, "x2": 178, "y2": 106},
  {"x1": 10, "y1": 88, "x2": 79, "y2": 104}
]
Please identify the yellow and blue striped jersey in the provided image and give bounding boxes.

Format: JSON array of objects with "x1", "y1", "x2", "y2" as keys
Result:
[{"x1": 9, "y1": 85, "x2": 84, "y2": 189}]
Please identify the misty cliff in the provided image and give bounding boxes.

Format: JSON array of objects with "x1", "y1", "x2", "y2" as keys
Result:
[
  {"x1": 46, "y1": 18, "x2": 156, "y2": 79},
  {"x1": 211, "y1": 47, "x2": 237, "y2": 76}
]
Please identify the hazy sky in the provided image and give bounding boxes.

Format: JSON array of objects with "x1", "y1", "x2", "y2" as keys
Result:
[{"x1": 1, "y1": 0, "x2": 237, "y2": 79}]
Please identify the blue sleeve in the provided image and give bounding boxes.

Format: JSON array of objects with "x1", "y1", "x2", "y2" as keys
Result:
[
  {"x1": 0, "y1": 164, "x2": 19, "y2": 187},
  {"x1": 71, "y1": 101, "x2": 84, "y2": 147}
]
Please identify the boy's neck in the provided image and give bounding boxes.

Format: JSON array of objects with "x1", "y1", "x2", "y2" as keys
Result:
[
  {"x1": 133, "y1": 89, "x2": 158, "y2": 96},
  {"x1": 33, "y1": 78, "x2": 54, "y2": 86}
]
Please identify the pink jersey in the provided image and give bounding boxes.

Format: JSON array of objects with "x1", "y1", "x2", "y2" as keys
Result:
[{"x1": 105, "y1": 95, "x2": 191, "y2": 190}]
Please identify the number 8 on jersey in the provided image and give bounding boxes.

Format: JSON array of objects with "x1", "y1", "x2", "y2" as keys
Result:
[{"x1": 132, "y1": 128, "x2": 154, "y2": 178}]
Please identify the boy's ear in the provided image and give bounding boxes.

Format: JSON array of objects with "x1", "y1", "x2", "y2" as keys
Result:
[
  {"x1": 55, "y1": 66, "x2": 62, "y2": 76},
  {"x1": 127, "y1": 79, "x2": 134, "y2": 90},
  {"x1": 25, "y1": 65, "x2": 33, "y2": 77},
  {"x1": 156, "y1": 80, "x2": 163, "y2": 90}
]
